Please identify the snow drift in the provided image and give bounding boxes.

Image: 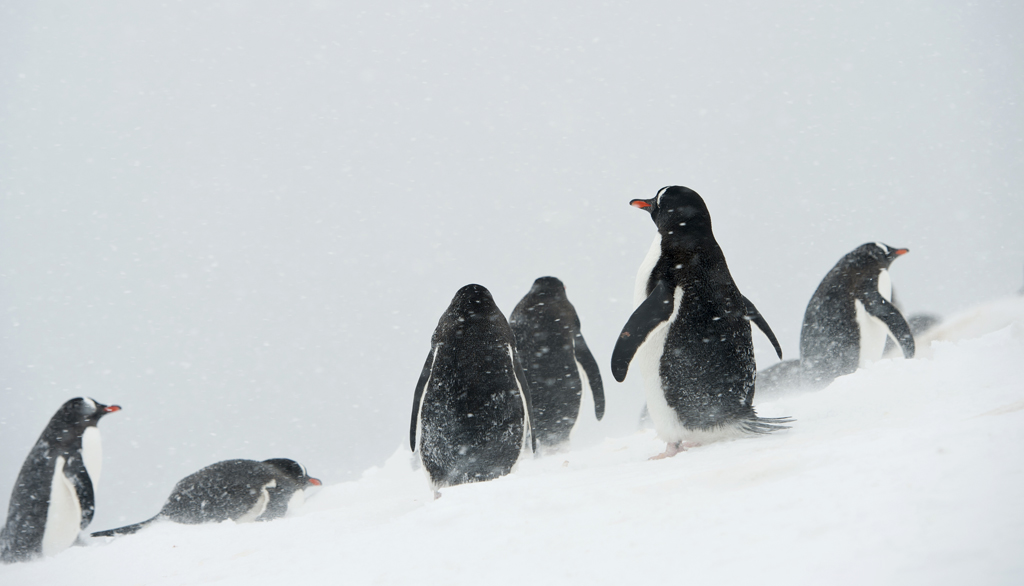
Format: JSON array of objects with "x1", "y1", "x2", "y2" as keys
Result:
[{"x1": 1, "y1": 297, "x2": 1022, "y2": 585}]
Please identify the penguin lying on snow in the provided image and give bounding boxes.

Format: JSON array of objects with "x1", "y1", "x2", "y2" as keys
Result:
[
  {"x1": 800, "y1": 242, "x2": 915, "y2": 389},
  {"x1": 612, "y1": 186, "x2": 790, "y2": 459},
  {"x1": 510, "y1": 276, "x2": 604, "y2": 451},
  {"x1": 411, "y1": 284, "x2": 535, "y2": 495},
  {"x1": 1, "y1": 397, "x2": 121, "y2": 563},
  {"x1": 91, "y1": 458, "x2": 320, "y2": 537}
]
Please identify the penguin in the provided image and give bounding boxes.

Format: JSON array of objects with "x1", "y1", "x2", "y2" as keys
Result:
[
  {"x1": 509, "y1": 276, "x2": 605, "y2": 451},
  {"x1": 90, "y1": 458, "x2": 321, "y2": 537},
  {"x1": 1, "y1": 397, "x2": 120, "y2": 563},
  {"x1": 410, "y1": 284, "x2": 535, "y2": 494},
  {"x1": 611, "y1": 186, "x2": 789, "y2": 458},
  {"x1": 753, "y1": 358, "x2": 803, "y2": 398},
  {"x1": 800, "y1": 242, "x2": 915, "y2": 389}
]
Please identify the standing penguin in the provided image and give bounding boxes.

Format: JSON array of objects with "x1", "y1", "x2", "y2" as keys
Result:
[
  {"x1": 1, "y1": 397, "x2": 120, "y2": 563},
  {"x1": 800, "y1": 242, "x2": 915, "y2": 389},
  {"x1": 90, "y1": 458, "x2": 321, "y2": 537},
  {"x1": 611, "y1": 186, "x2": 789, "y2": 458},
  {"x1": 509, "y1": 276, "x2": 605, "y2": 451},
  {"x1": 410, "y1": 284, "x2": 535, "y2": 494}
]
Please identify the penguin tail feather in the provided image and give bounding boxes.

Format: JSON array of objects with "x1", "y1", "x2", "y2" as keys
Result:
[
  {"x1": 90, "y1": 516, "x2": 161, "y2": 538},
  {"x1": 741, "y1": 416, "x2": 794, "y2": 434}
]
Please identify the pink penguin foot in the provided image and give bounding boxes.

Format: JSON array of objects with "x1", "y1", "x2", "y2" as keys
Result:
[{"x1": 649, "y1": 441, "x2": 702, "y2": 460}]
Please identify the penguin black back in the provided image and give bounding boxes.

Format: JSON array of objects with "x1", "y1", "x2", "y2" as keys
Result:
[
  {"x1": 1, "y1": 397, "x2": 120, "y2": 563},
  {"x1": 612, "y1": 187, "x2": 788, "y2": 455},
  {"x1": 800, "y1": 242, "x2": 915, "y2": 389},
  {"x1": 91, "y1": 458, "x2": 321, "y2": 537},
  {"x1": 510, "y1": 277, "x2": 604, "y2": 450},
  {"x1": 410, "y1": 284, "x2": 535, "y2": 492}
]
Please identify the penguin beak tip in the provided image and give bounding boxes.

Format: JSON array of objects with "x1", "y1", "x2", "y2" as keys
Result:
[
  {"x1": 894, "y1": 248, "x2": 909, "y2": 256},
  {"x1": 630, "y1": 199, "x2": 652, "y2": 210},
  {"x1": 104, "y1": 405, "x2": 122, "y2": 413},
  {"x1": 308, "y1": 478, "x2": 322, "y2": 486}
]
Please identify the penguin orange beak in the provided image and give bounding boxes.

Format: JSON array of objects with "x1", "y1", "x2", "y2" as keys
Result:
[
  {"x1": 893, "y1": 248, "x2": 909, "y2": 256},
  {"x1": 630, "y1": 198, "x2": 654, "y2": 210},
  {"x1": 307, "y1": 477, "x2": 322, "y2": 486},
  {"x1": 103, "y1": 405, "x2": 122, "y2": 413}
]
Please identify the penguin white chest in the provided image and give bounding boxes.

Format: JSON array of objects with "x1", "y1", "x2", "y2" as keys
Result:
[
  {"x1": 236, "y1": 479, "x2": 275, "y2": 523},
  {"x1": 854, "y1": 269, "x2": 893, "y2": 367},
  {"x1": 634, "y1": 234, "x2": 662, "y2": 307},
  {"x1": 81, "y1": 426, "x2": 102, "y2": 485},
  {"x1": 636, "y1": 287, "x2": 692, "y2": 442},
  {"x1": 41, "y1": 456, "x2": 83, "y2": 557}
]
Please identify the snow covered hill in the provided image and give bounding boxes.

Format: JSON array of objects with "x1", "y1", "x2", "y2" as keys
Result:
[{"x1": 2, "y1": 300, "x2": 1023, "y2": 586}]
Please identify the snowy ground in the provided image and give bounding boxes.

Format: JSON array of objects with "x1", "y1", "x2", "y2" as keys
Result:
[{"x1": 2, "y1": 299, "x2": 1023, "y2": 586}]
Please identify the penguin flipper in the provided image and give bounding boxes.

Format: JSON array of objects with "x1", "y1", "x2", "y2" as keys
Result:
[
  {"x1": 611, "y1": 280, "x2": 675, "y2": 383},
  {"x1": 410, "y1": 348, "x2": 435, "y2": 451},
  {"x1": 573, "y1": 332, "x2": 605, "y2": 420},
  {"x1": 742, "y1": 295, "x2": 783, "y2": 360},
  {"x1": 863, "y1": 293, "x2": 916, "y2": 358},
  {"x1": 65, "y1": 454, "x2": 96, "y2": 530},
  {"x1": 511, "y1": 348, "x2": 537, "y2": 454},
  {"x1": 90, "y1": 515, "x2": 160, "y2": 538}
]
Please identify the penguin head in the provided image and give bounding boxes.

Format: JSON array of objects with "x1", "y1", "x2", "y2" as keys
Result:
[
  {"x1": 263, "y1": 458, "x2": 322, "y2": 487},
  {"x1": 56, "y1": 397, "x2": 121, "y2": 428},
  {"x1": 630, "y1": 186, "x2": 713, "y2": 239},
  {"x1": 448, "y1": 284, "x2": 501, "y2": 321},
  {"x1": 856, "y1": 242, "x2": 909, "y2": 268},
  {"x1": 529, "y1": 276, "x2": 566, "y2": 300}
]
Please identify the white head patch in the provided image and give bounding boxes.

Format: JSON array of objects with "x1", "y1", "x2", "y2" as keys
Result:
[
  {"x1": 656, "y1": 187, "x2": 669, "y2": 206},
  {"x1": 874, "y1": 242, "x2": 889, "y2": 255},
  {"x1": 81, "y1": 397, "x2": 97, "y2": 413}
]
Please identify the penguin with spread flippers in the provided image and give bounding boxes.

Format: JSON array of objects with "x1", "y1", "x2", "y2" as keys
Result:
[
  {"x1": 510, "y1": 277, "x2": 604, "y2": 451},
  {"x1": 1, "y1": 398, "x2": 120, "y2": 563},
  {"x1": 800, "y1": 242, "x2": 915, "y2": 389},
  {"x1": 612, "y1": 186, "x2": 789, "y2": 458},
  {"x1": 410, "y1": 284, "x2": 535, "y2": 494},
  {"x1": 90, "y1": 458, "x2": 320, "y2": 537}
]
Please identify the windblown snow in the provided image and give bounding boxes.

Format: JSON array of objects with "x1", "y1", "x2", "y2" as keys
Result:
[{"x1": 2, "y1": 299, "x2": 1023, "y2": 585}]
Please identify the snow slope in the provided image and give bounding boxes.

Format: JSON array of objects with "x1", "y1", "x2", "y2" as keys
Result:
[{"x1": 2, "y1": 302, "x2": 1023, "y2": 585}]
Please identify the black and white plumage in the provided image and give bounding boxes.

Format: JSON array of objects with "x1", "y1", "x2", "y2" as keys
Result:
[
  {"x1": 611, "y1": 186, "x2": 789, "y2": 457},
  {"x1": 90, "y1": 458, "x2": 321, "y2": 537},
  {"x1": 509, "y1": 277, "x2": 605, "y2": 450},
  {"x1": 1, "y1": 397, "x2": 121, "y2": 563},
  {"x1": 800, "y1": 242, "x2": 915, "y2": 389},
  {"x1": 410, "y1": 284, "x2": 535, "y2": 493}
]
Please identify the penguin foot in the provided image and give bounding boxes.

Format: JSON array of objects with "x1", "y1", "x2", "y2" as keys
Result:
[{"x1": 649, "y1": 441, "x2": 701, "y2": 460}]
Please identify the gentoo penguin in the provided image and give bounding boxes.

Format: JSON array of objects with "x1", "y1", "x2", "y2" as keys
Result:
[
  {"x1": 509, "y1": 276, "x2": 605, "y2": 451},
  {"x1": 0, "y1": 397, "x2": 120, "y2": 563},
  {"x1": 800, "y1": 242, "x2": 915, "y2": 389},
  {"x1": 611, "y1": 186, "x2": 789, "y2": 458},
  {"x1": 410, "y1": 284, "x2": 535, "y2": 494},
  {"x1": 90, "y1": 458, "x2": 321, "y2": 537}
]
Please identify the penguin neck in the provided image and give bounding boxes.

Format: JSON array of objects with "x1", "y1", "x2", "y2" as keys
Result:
[{"x1": 659, "y1": 230, "x2": 723, "y2": 266}]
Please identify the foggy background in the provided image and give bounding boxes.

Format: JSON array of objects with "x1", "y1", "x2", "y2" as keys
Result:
[{"x1": 1, "y1": 1, "x2": 1021, "y2": 529}]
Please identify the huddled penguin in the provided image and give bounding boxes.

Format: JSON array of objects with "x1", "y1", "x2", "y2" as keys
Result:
[
  {"x1": 612, "y1": 186, "x2": 789, "y2": 458},
  {"x1": 1, "y1": 397, "x2": 121, "y2": 563},
  {"x1": 410, "y1": 284, "x2": 535, "y2": 495},
  {"x1": 91, "y1": 458, "x2": 320, "y2": 537},
  {"x1": 509, "y1": 276, "x2": 605, "y2": 451},
  {"x1": 800, "y1": 242, "x2": 915, "y2": 389}
]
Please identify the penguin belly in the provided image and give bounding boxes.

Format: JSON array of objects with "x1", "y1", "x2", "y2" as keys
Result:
[
  {"x1": 854, "y1": 269, "x2": 894, "y2": 367},
  {"x1": 40, "y1": 456, "x2": 82, "y2": 557},
  {"x1": 633, "y1": 234, "x2": 662, "y2": 306},
  {"x1": 81, "y1": 427, "x2": 102, "y2": 485},
  {"x1": 235, "y1": 480, "x2": 274, "y2": 523},
  {"x1": 635, "y1": 287, "x2": 694, "y2": 443}
]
